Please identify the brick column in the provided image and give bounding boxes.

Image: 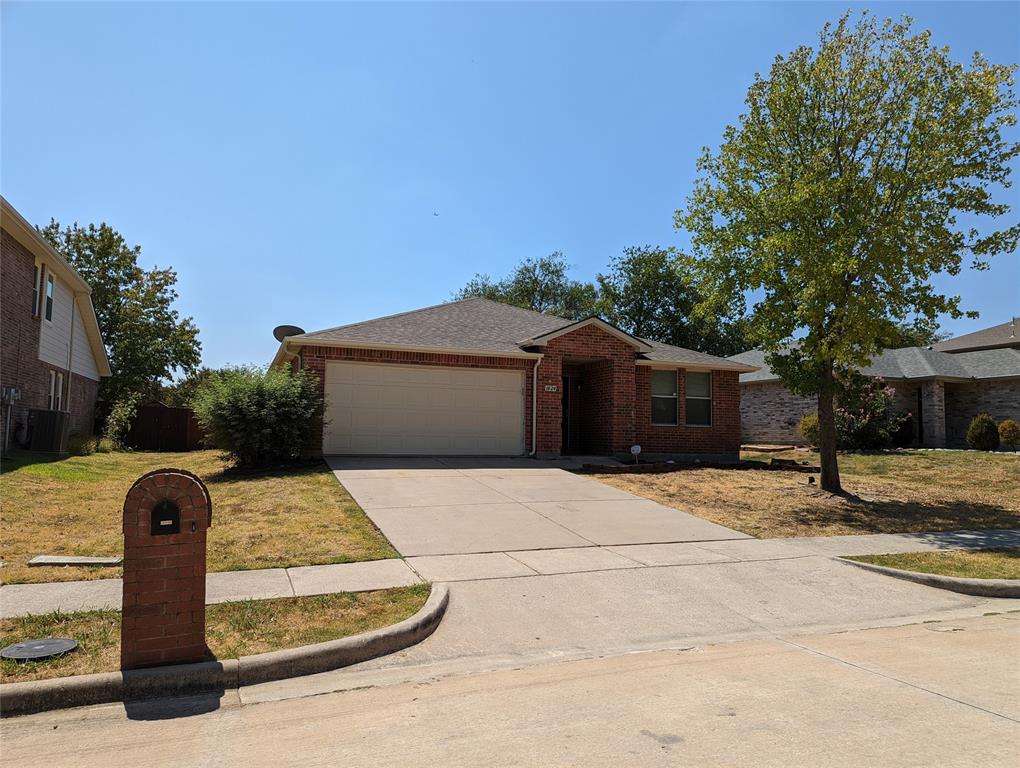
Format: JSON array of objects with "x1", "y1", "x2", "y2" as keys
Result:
[
  {"x1": 921, "y1": 380, "x2": 946, "y2": 448},
  {"x1": 121, "y1": 468, "x2": 212, "y2": 670}
]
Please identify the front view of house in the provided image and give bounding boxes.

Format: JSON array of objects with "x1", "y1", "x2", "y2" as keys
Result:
[{"x1": 271, "y1": 298, "x2": 756, "y2": 460}]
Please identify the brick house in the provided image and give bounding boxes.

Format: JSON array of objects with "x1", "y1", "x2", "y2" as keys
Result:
[
  {"x1": 730, "y1": 319, "x2": 1020, "y2": 448},
  {"x1": 1, "y1": 196, "x2": 111, "y2": 448},
  {"x1": 271, "y1": 298, "x2": 756, "y2": 460}
]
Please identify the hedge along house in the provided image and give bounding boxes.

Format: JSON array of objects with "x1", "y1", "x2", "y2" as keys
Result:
[
  {"x1": 729, "y1": 319, "x2": 1020, "y2": 448},
  {"x1": 1, "y1": 196, "x2": 111, "y2": 448},
  {"x1": 271, "y1": 298, "x2": 757, "y2": 460}
]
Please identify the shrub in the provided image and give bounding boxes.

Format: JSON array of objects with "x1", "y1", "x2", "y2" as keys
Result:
[
  {"x1": 798, "y1": 413, "x2": 820, "y2": 447},
  {"x1": 891, "y1": 415, "x2": 915, "y2": 448},
  {"x1": 966, "y1": 413, "x2": 1000, "y2": 451},
  {"x1": 834, "y1": 376, "x2": 910, "y2": 450},
  {"x1": 191, "y1": 365, "x2": 322, "y2": 467},
  {"x1": 104, "y1": 395, "x2": 140, "y2": 450},
  {"x1": 999, "y1": 419, "x2": 1020, "y2": 451},
  {"x1": 96, "y1": 437, "x2": 115, "y2": 453},
  {"x1": 67, "y1": 433, "x2": 98, "y2": 456}
]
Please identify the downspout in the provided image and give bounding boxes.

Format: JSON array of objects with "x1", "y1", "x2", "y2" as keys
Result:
[{"x1": 531, "y1": 354, "x2": 543, "y2": 456}]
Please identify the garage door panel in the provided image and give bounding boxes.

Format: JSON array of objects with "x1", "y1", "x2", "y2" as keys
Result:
[{"x1": 324, "y1": 362, "x2": 525, "y2": 455}]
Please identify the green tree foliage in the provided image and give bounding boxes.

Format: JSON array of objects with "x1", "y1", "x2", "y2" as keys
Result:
[
  {"x1": 161, "y1": 367, "x2": 223, "y2": 408},
  {"x1": 191, "y1": 365, "x2": 321, "y2": 467},
  {"x1": 454, "y1": 252, "x2": 600, "y2": 320},
  {"x1": 884, "y1": 319, "x2": 950, "y2": 349},
  {"x1": 675, "y1": 12, "x2": 1018, "y2": 491},
  {"x1": 967, "y1": 413, "x2": 1001, "y2": 451},
  {"x1": 998, "y1": 419, "x2": 1020, "y2": 451},
  {"x1": 596, "y1": 246, "x2": 751, "y2": 356},
  {"x1": 38, "y1": 221, "x2": 201, "y2": 404}
]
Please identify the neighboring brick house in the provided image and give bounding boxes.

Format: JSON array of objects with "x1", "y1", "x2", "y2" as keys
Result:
[
  {"x1": 729, "y1": 320, "x2": 1020, "y2": 448},
  {"x1": 271, "y1": 298, "x2": 755, "y2": 460},
  {"x1": 1, "y1": 196, "x2": 111, "y2": 448}
]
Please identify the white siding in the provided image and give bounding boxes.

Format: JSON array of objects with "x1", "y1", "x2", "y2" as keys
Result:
[
  {"x1": 38, "y1": 271, "x2": 73, "y2": 370},
  {"x1": 37, "y1": 270, "x2": 102, "y2": 381},
  {"x1": 71, "y1": 299, "x2": 100, "y2": 381}
]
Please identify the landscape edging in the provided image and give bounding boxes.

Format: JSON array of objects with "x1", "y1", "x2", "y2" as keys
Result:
[
  {"x1": 837, "y1": 557, "x2": 1020, "y2": 598},
  {"x1": 0, "y1": 582, "x2": 449, "y2": 718}
]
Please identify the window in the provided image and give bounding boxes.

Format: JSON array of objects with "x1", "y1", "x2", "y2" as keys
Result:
[
  {"x1": 33, "y1": 264, "x2": 40, "y2": 316},
  {"x1": 48, "y1": 371, "x2": 64, "y2": 411},
  {"x1": 650, "y1": 369, "x2": 678, "y2": 425},
  {"x1": 45, "y1": 273, "x2": 55, "y2": 321},
  {"x1": 686, "y1": 371, "x2": 712, "y2": 426}
]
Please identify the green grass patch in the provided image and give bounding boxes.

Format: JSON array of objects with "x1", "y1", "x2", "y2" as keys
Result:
[
  {"x1": 0, "y1": 449, "x2": 398, "y2": 584},
  {"x1": 847, "y1": 549, "x2": 1020, "y2": 580},
  {"x1": 0, "y1": 584, "x2": 430, "y2": 684}
]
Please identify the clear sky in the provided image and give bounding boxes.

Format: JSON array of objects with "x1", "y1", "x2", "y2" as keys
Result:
[{"x1": 3, "y1": 1, "x2": 1018, "y2": 369}]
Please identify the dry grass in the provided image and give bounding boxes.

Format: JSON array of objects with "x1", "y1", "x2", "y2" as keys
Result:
[
  {"x1": 0, "y1": 584, "x2": 430, "y2": 684},
  {"x1": 847, "y1": 549, "x2": 1020, "y2": 580},
  {"x1": 0, "y1": 450, "x2": 397, "y2": 584},
  {"x1": 592, "y1": 450, "x2": 1020, "y2": 538}
]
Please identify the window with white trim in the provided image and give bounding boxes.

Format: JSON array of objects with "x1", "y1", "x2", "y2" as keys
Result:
[
  {"x1": 685, "y1": 371, "x2": 712, "y2": 426},
  {"x1": 45, "y1": 273, "x2": 55, "y2": 321},
  {"x1": 650, "y1": 369, "x2": 678, "y2": 425}
]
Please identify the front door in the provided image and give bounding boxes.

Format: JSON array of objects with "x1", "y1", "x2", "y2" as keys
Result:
[{"x1": 560, "y1": 375, "x2": 584, "y2": 453}]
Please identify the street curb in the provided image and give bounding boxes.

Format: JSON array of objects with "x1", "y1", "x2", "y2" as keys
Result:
[
  {"x1": 0, "y1": 583, "x2": 448, "y2": 718},
  {"x1": 836, "y1": 557, "x2": 1020, "y2": 598}
]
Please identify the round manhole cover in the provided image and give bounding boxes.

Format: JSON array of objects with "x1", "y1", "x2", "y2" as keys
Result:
[{"x1": 1, "y1": 638, "x2": 78, "y2": 661}]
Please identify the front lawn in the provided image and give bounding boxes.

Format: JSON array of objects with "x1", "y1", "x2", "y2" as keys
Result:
[
  {"x1": 0, "y1": 584, "x2": 430, "y2": 683},
  {"x1": 0, "y1": 450, "x2": 397, "y2": 584},
  {"x1": 591, "y1": 450, "x2": 1020, "y2": 538},
  {"x1": 846, "y1": 549, "x2": 1020, "y2": 580}
]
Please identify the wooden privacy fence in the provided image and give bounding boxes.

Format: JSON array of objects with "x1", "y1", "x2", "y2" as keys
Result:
[{"x1": 126, "y1": 404, "x2": 205, "y2": 452}]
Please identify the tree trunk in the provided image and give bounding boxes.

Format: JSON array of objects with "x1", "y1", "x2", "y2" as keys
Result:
[{"x1": 816, "y1": 363, "x2": 842, "y2": 493}]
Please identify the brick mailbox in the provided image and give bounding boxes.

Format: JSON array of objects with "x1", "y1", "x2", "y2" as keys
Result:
[{"x1": 121, "y1": 468, "x2": 213, "y2": 670}]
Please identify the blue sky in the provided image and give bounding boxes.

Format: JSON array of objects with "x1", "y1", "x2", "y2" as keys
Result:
[{"x1": 2, "y1": 1, "x2": 1017, "y2": 369}]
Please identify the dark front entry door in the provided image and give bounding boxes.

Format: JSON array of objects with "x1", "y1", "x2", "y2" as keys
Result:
[{"x1": 561, "y1": 375, "x2": 584, "y2": 453}]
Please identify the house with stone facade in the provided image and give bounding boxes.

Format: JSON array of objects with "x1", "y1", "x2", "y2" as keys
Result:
[
  {"x1": 730, "y1": 320, "x2": 1020, "y2": 448},
  {"x1": 1, "y1": 196, "x2": 110, "y2": 449},
  {"x1": 271, "y1": 297, "x2": 757, "y2": 460}
]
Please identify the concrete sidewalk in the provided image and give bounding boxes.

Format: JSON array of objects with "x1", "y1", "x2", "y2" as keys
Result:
[{"x1": 2, "y1": 528, "x2": 1016, "y2": 618}]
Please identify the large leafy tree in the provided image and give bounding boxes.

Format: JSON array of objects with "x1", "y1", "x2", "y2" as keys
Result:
[
  {"x1": 454, "y1": 251, "x2": 600, "y2": 319},
  {"x1": 39, "y1": 221, "x2": 201, "y2": 405},
  {"x1": 597, "y1": 245, "x2": 751, "y2": 356},
  {"x1": 676, "y1": 12, "x2": 1018, "y2": 492}
]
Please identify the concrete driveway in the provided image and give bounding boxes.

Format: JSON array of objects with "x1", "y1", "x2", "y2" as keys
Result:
[{"x1": 328, "y1": 456, "x2": 749, "y2": 557}]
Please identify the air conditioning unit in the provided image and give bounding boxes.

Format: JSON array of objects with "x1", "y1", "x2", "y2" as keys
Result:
[{"x1": 28, "y1": 409, "x2": 71, "y2": 453}]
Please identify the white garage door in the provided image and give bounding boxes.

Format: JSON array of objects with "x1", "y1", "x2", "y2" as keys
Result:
[{"x1": 323, "y1": 362, "x2": 525, "y2": 455}]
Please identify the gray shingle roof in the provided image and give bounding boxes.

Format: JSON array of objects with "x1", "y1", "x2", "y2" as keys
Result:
[
  {"x1": 288, "y1": 297, "x2": 754, "y2": 370},
  {"x1": 933, "y1": 318, "x2": 1019, "y2": 353},
  {"x1": 730, "y1": 346, "x2": 1020, "y2": 384}
]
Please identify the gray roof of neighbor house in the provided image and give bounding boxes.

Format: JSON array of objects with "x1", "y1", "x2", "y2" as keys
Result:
[
  {"x1": 275, "y1": 297, "x2": 757, "y2": 371},
  {"x1": 729, "y1": 345, "x2": 1020, "y2": 385},
  {"x1": 932, "y1": 318, "x2": 1019, "y2": 353}
]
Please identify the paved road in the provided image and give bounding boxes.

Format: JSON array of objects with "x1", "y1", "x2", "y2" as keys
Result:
[{"x1": 4, "y1": 613, "x2": 1017, "y2": 767}]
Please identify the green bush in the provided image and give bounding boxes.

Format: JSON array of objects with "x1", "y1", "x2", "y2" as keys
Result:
[
  {"x1": 104, "y1": 395, "x2": 140, "y2": 450},
  {"x1": 798, "y1": 413, "x2": 820, "y2": 447},
  {"x1": 833, "y1": 376, "x2": 910, "y2": 450},
  {"x1": 997, "y1": 419, "x2": 1020, "y2": 451},
  {"x1": 191, "y1": 365, "x2": 322, "y2": 468},
  {"x1": 96, "y1": 437, "x2": 115, "y2": 453},
  {"x1": 966, "y1": 413, "x2": 1000, "y2": 451},
  {"x1": 67, "y1": 433, "x2": 98, "y2": 456}
]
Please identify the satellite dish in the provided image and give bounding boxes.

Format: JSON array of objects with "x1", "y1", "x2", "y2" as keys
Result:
[{"x1": 273, "y1": 325, "x2": 305, "y2": 342}]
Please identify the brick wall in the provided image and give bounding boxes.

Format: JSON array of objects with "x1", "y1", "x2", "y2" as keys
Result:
[
  {"x1": 535, "y1": 325, "x2": 636, "y2": 455},
  {"x1": 738, "y1": 380, "x2": 816, "y2": 445},
  {"x1": 296, "y1": 326, "x2": 744, "y2": 459},
  {"x1": 635, "y1": 367, "x2": 741, "y2": 456},
  {"x1": 945, "y1": 379, "x2": 1020, "y2": 448},
  {"x1": 1, "y1": 228, "x2": 99, "y2": 441}
]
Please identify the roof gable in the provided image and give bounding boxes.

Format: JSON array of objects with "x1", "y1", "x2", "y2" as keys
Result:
[
  {"x1": 517, "y1": 317, "x2": 653, "y2": 353},
  {"x1": 933, "y1": 318, "x2": 1019, "y2": 353}
]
